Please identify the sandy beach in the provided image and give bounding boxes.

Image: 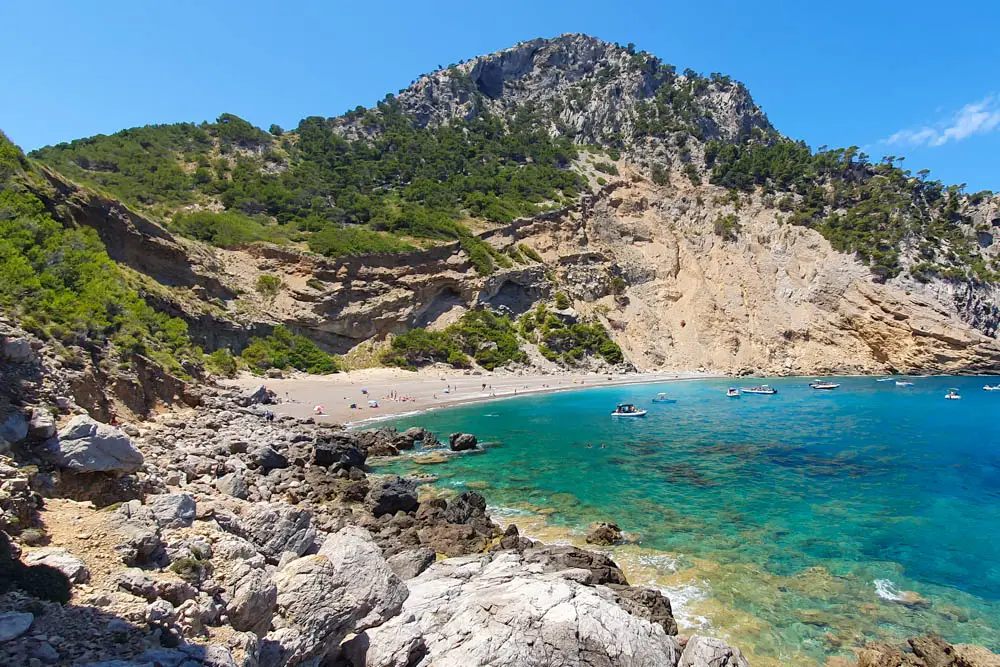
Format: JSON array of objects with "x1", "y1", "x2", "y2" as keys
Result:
[{"x1": 226, "y1": 367, "x2": 719, "y2": 425}]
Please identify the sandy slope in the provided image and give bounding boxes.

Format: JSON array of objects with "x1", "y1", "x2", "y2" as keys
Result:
[{"x1": 225, "y1": 367, "x2": 717, "y2": 425}]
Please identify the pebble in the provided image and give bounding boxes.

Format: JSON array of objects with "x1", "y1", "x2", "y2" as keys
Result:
[{"x1": 0, "y1": 611, "x2": 34, "y2": 642}]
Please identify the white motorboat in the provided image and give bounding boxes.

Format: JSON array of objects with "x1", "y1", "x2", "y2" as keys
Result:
[
  {"x1": 876, "y1": 378, "x2": 896, "y2": 382},
  {"x1": 984, "y1": 385, "x2": 1000, "y2": 392},
  {"x1": 727, "y1": 387, "x2": 741, "y2": 397},
  {"x1": 809, "y1": 380, "x2": 840, "y2": 390},
  {"x1": 945, "y1": 389, "x2": 962, "y2": 400},
  {"x1": 895, "y1": 381, "x2": 914, "y2": 387},
  {"x1": 742, "y1": 385, "x2": 777, "y2": 395},
  {"x1": 651, "y1": 393, "x2": 676, "y2": 403},
  {"x1": 611, "y1": 403, "x2": 647, "y2": 417}
]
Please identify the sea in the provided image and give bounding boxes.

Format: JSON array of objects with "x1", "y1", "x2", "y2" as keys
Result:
[{"x1": 374, "y1": 376, "x2": 1000, "y2": 666}]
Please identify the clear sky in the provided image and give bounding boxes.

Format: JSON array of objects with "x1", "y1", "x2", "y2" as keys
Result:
[{"x1": 2, "y1": 0, "x2": 999, "y2": 190}]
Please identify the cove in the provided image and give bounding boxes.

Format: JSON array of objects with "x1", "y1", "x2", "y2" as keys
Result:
[{"x1": 376, "y1": 376, "x2": 1000, "y2": 665}]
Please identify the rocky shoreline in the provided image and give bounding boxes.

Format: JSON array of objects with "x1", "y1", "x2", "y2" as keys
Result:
[{"x1": 2, "y1": 326, "x2": 1000, "y2": 666}]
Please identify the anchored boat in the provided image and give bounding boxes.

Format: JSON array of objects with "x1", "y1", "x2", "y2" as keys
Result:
[
  {"x1": 611, "y1": 403, "x2": 647, "y2": 417},
  {"x1": 945, "y1": 389, "x2": 962, "y2": 400},
  {"x1": 651, "y1": 393, "x2": 676, "y2": 403},
  {"x1": 727, "y1": 387, "x2": 741, "y2": 397},
  {"x1": 742, "y1": 385, "x2": 777, "y2": 395},
  {"x1": 809, "y1": 380, "x2": 840, "y2": 390}
]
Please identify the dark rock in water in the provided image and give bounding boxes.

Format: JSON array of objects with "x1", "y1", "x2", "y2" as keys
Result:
[
  {"x1": 586, "y1": 521, "x2": 624, "y2": 546},
  {"x1": 314, "y1": 433, "x2": 366, "y2": 471},
  {"x1": 400, "y1": 427, "x2": 427, "y2": 449},
  {"x1": 387, "y1": 547, "x2": 436, "y2": 580},
  {"x1": 448, "y1": 432, "x2": 478, "y2": 451},
  {"x1": 366, "y1": 476, "x2": 418, "y2": 517},
  {"x1": 609, "y1": 584, "x2": 678, "y2": 635},
  {"x1": 444, "y1": 492, "x2": 487, "y2": 524},
  {"x1": 248, "y1": 445, "x2": 288, "y2": 471},
  {"x1": 491, "y1": 523, "x2": 535, "y2": 552}
]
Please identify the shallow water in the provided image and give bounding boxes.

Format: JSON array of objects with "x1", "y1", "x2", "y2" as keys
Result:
[{"x1": 377, "y1": 376, "x2": 1000, "y2": 665}]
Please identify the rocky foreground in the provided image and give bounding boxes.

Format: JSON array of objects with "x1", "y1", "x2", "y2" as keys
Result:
[{"x1": 2, "y1": 326, "x2": 1000, "y2": 667}]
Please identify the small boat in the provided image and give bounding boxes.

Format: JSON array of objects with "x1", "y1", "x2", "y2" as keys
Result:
[
  {"x1": 651, "y1": 393, "x2": 676, "y2": 404},
  {"x1": 727, "y1": 387, "x2": 741, "y2": 397},
  {"x1": 984, "y1": 385, "x2": 1000, "y2": 392},
  {"x1": 876, "y1": 377, "x2": 896, "y2": 383},
  {"x1": 895, "y1": 381, "x2": 914, "y2": 387},
  {"x1": 809, "y1": 380, "x2": 840, "y2": 390},
  {"x1": 742, "y1": 385, "x2": 777, "y2": 395},
  {"x1": 611, "y1": 403, "x2": 647, "y2": 417},
  {"x1": 945, "y1": 389, "x2": 962, "y2": 400}
]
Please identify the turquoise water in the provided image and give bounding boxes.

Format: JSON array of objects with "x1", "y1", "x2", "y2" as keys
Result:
[{"x1": 377, "y1": 376, "x2": 1000, "y2": 665}]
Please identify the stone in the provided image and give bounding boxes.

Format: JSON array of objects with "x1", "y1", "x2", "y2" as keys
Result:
[
  {"x1": 953, "y1": 644, "x2": 1000, "y2": 667},
  {"x1": 313, "y1": 435, "x2": 366, "y2": 471},
  {"x1": 271, "y1": 526, "x2": 407, "y2": 664},
  {"x1": 366, "y1": 476, "x2": 418, "y2": 517},
  {"x1": 30, "y1": 641, "x2": 58, "y2": 663},
  {"x1": 42, "y1": 415, "x2": 144, "y2": 473},
  {"x1": 226, "y1": 561, "x2": 277, "y2": 636},
  {"x1": 247, "y1": 445, "x2": 288, "y2": 471},
  {"x1": 2, "y1": 337, "x2": 35, "y2": 363},
  {"x1": 216, "y1": 472, "x2": 249, "y2": 499},
  {"x1": 0, "y1": 611, "x2": 33, "y2": 642},
  {"x1": 216, "y1": 502, "x2": 316, "y2": 564},
  {"x1": 116, "y1": 568, "x2": 159, "y2": 600},
  {"x1": 910, "y1": 634, "x2": 955, "y2": 667},
  {"x1": 0, "y1": 411, "x2": 28, "y2": 444},
  {"x1": 351, "y1": 551, "x2": 680, "y2": 667},
  {"x1": 146, "y1": 599, "x2": 177, "y2": 627},
  {"x1": 147, "y1": 493, "x2": 196, "y2": 528},
  {"x1": 448, "y1": 432, "x2": 478, "y2": 451},
  {"x1": 520, "y1": 544, "x2": 628, "y2": 585},
  {"x1": 244, "y1": 385, "x2": 277, "y2": 406},
  {"x1": 23, "y1": 548, "x2": 90, "y2": 584},
  {"x1": 678, "y1": 635, "x2": 750, "y2": 667},
  {"x1": 444, "y1": 491, "x2": 487, "y2": 524},
  {"x1": 610, "y1": 585, "x2": 678, "y2": 635},
  {"x1": 110, "y1": 500, "x2": 166, "y2": 566},
  {"x1": 586, "y1": 521, "x2": 624, "y2": 545},
  {"x1": 387, "y1": 548, "x2": 437, "y2": 580},
  {"x1": 28, "y1": 408, "x2": 56, "y2": 439}
]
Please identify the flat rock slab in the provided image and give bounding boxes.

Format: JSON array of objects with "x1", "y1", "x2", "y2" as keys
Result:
[{"x1": 0, "y1": 611, "x2": 34, "y2": 642}]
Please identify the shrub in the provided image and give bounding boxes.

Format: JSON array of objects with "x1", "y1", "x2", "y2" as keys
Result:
[
  {"x1": 206, "y1": 349, "x2": 238, "y2": 377},
  {"x1": 713, "y1": 214, "x2": 741, "y2": 241},
  {"x1": 594, "y1": 162, "x2": 619, "y2": 176},
  {"x1": 307, "y1": 226, "x2": 414, "y2": 257},
  {"x1": 651, "y1": 165, "x2": 670, "y2": 186},
  {"x1": 519, "y1": 244, "x2": 542, "y2": 262},
  {"x1": 554, "y1": 292, "x2": 571, "y2": 309},
  {"x1": 240, "y1": 326, "x2": 338, "y2": 374},
  {"x1": 255, "y1": 274, "x2": 282, "y2": 298},
  {"x1": 171, "y1": 210, "x2": 284, "y2": 247}
]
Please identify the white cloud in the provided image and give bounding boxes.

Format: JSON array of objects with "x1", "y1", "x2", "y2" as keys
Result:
[{"x1": 879, "y1": 95, "x2": 1000, "y2": 148}]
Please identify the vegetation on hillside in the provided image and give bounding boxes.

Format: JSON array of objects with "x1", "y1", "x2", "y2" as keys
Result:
[
  {"x1": 519, "y1": 304, "x2": 623, "y2": 365},
  {"x1": 0, "y1": 133, "x2": 199, "y2": 374},
  {"x1": 32, "y1": 104, "x2": 585, "y2": 273},
  {"x1": 706, "y1": 139, "x2": 998, "y2": 282},
  {"x1": 240, "y1": 326, "x2": 339, "y2": 374},
  {"x1": 382, "y1": 310, "x2": 526, "y2": 370}
]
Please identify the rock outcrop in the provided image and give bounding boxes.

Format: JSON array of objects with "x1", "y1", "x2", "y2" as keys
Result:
[
  {"x1": 42, "y1": 415, "x2": 144, "y2": 473},
  {"x1": 344, "y1": 551, "x2": 682, "y2": 667}
]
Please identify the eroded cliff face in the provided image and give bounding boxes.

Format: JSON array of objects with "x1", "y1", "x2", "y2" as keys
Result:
[
  {"x1": 170, "y1": 165, "x2": 1000, "y2": 375},
  {"x1": 507, "y1": 169, "x2": 1000, "y2": 374}
]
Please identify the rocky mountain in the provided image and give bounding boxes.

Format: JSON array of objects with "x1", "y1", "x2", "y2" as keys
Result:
[{"x1": 6, "y1": 33, "x2": 1000, "y2": 377}]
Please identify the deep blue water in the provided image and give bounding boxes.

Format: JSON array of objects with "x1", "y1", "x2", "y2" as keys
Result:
[{"x1": 378, "y1": 376, "x2": 1000, "y2": 664}]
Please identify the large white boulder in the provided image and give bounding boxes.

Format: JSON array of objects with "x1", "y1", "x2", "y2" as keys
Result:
[
  {"x1": 269, "y1": 526, "x2": 407, "y2": 665},
  {"x1": 346, "y1": 551, "x2": 682, "y2": 667},
  {"x1": 42, "y1": 415, "x2": 144, "y2": 473}
]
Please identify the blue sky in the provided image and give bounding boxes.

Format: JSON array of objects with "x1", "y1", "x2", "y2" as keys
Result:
[{"x1": 2, "y1": 0, "x2": 998, "y2": 190}]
